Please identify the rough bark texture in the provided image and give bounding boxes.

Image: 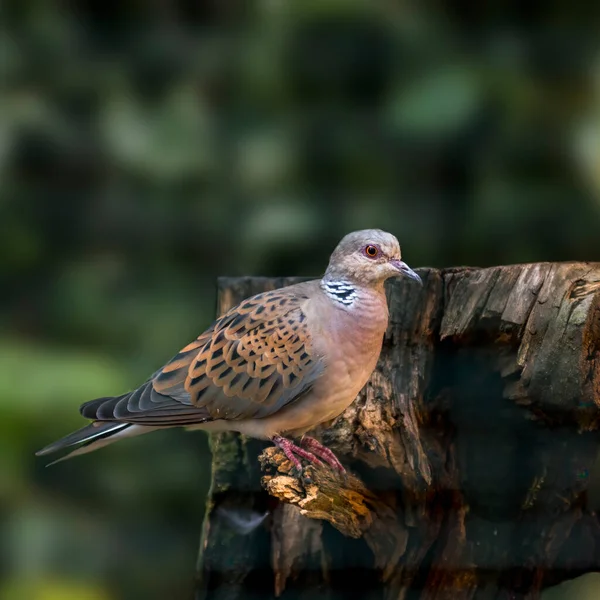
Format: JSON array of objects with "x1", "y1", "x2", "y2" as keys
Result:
[{"x1": 195, "y1": 264, "x2": 600, "y2": 600}]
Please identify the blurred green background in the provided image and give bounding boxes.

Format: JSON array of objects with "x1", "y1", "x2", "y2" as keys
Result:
[{"x1": 2, "y1": 0, "x2": 600, "y2": 598}]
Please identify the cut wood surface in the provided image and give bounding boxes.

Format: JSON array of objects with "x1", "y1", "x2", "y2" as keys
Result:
[{"x1": 195, "y1": 264, "x2": 600, "y2": 600}]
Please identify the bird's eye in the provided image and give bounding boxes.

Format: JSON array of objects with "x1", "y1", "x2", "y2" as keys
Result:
[{"x1": 364, "y1": 245, "x2": 379, "y2": 258}]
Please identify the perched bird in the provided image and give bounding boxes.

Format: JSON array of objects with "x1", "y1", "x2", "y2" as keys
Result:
[{"x1": 37, "y1": 229, "x2": 421, "y2": 471}]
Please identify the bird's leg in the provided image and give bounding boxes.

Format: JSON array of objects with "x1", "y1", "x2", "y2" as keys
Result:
[
  {"x1": 300, "y1": 436, "x2": 346, "y2": 473},
  {"x1": 272, "y1": 435, "x2": 323, "y2": 472}
]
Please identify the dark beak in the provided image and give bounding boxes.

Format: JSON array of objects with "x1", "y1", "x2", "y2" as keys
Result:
[{"x1": 390, "y1": 260, "x2": 423, "y2": 285}]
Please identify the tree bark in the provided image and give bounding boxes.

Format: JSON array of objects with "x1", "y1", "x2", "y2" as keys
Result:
[{"x1": 195, "y1": 264, "x2": 600, "y2": 600}]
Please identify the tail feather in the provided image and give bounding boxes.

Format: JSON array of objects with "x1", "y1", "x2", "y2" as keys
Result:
[
  {"x1": 80, "y1": 395, "x2": 128, "y2": 419},
  {"x1": 36, "y1": 422, "x2": 152, "y2": 466},
  {"x1": 36, "y1": 422, "x2": 128, "y2": 456}
]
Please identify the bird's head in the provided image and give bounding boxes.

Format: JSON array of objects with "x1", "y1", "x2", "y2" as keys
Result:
[{"x1": 324, "y1": 229, "x2": 422, "y2": 287}]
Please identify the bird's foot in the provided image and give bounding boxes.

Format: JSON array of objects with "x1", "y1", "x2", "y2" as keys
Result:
[
  {"x1": 300, "y1": 436, "x2": 346, "y2": 473},
  {"x1": 272, "y1": 435, "x2": 323, "y2": 473}
]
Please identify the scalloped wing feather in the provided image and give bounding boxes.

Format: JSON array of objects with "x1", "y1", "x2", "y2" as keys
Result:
[{"x1": 151, "y1": 284, "x2": 324, "y2": 422}]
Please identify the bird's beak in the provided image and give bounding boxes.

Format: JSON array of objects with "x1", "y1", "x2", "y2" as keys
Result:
[{"x1": 390, "y1": 259, "x2": 423, "y2": 285}]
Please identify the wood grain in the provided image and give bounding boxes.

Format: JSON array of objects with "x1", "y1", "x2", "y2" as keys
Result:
[{"x1": 196, "y1": 264, "x2": 600, "y2": 600}]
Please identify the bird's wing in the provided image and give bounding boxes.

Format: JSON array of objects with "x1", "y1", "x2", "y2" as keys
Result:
[{"x1": 80, "y1": 283, "x2": 325, "y2": 425}]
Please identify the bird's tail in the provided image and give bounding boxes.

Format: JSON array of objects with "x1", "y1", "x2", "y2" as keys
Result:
[{"x1": 36, "y1": 422, "x2": 152, "y2": 466}]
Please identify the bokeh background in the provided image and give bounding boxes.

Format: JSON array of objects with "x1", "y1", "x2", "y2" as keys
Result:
[{"x1": 2, "y1": 1, "x2": 600, "y2": 599}]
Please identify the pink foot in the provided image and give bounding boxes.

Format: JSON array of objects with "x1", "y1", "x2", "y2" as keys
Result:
[
  {"x1": 301, "y1": 436, "x2": 346, "y2": 473},
  {"x1": 272, "y1": 435, "x2": 323, "y2": 472}
]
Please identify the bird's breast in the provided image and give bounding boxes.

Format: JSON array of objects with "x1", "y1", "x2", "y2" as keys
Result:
[
  {"x1": 322, "y1": 293, "x2": 388, "y2": 358},
  {"x1": 312, "y1": 294, "x2": 388, "y2": 403},
  {"x1": 247, "y1": 290, "x2": 389, "y2": 439}
]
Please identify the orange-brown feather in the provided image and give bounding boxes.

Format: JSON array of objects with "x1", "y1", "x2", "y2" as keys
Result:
[{"x1": 151, "y1": 286, "x2": 323, "y2": 421}]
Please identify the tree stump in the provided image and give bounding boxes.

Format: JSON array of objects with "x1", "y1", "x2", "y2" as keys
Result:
[{"x1": 195, "y1": 265, "x2": 600, "y2": 600}]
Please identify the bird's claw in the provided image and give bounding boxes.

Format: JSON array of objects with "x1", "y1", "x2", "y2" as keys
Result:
[
  {"x1": 272, "y1": 435, "x2": 324, "y2": 474},
  {"x1": 300, "y1": 436, "x2": 346, "y2": 473}
]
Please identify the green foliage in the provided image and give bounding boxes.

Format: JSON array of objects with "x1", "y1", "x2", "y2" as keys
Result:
[
  {"x1": 0, "y1": 339, "x2": 129, "y2": 414},
  {"x1": 2, "y1": 0, "x2": 600, "y2": 598}
]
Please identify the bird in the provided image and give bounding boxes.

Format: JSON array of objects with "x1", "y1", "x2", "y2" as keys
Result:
[{"x1": 36, "y1": 229, "x2": 422, "y2": 471}]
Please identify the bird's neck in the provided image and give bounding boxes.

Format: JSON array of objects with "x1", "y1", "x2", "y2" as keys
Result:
[
  {"x1": 320, "y1": 277, "x2": 385, "y2": 308},
  {"x1": 319, "y1": 278, "x2": 389, "y2": 348}
]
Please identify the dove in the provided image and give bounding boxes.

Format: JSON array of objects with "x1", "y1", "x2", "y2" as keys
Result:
[{"x1": 36, "y1": 229, "x2": 421, "y2": 471}]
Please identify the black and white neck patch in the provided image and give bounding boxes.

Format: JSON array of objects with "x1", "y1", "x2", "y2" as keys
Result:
[{"x1": 320, "y1": 280, "x2": 358, "y2": 306}]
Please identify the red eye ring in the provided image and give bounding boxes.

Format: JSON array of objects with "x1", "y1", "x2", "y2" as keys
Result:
[{"x1": 365, "y1": 245, "x2": 379, "y2": 258}]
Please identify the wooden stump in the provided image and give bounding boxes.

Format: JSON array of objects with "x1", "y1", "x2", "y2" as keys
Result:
[{"x1": 195, "y1": 264, "x2": 600, "y2": 600}]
